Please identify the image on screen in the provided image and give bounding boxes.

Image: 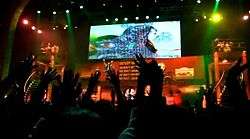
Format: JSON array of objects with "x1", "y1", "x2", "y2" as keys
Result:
[{"x1": 88, "y1": 21, "x2": 181, "y2": 59}]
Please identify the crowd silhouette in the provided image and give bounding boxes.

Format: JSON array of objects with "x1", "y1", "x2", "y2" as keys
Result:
[{"x1": 0, "y1": 53, "x2": 249, "y2": 139}]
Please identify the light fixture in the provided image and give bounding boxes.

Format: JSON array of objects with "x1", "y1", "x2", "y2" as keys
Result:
[
  {"x1": 195, "y1": 18, "x2": 199, "y2": 22},
  {"x1": 115, "y1": 18, "x2": 118, "y2": 21},
  {"x1": 210, "y1": 13, "x2": 223, "y2": 23},
  {"x1": 105, "y1": 18, "x2": 109, "y2": 22},
  {"x1": 243, "y1": 15, "x2": 249, "y2": 21},
  {"x1": 37, "y1": 29, "x2": 42, "y2": 34},
  {"x1": 135, "y1": 16, "x2": 139, "y2": 20},
  {"x1": 22, "y1": 19, "x2": 29, "y2": 25},
  {"x1": 145, "y1": 16, "x2": 149, "y2": 19},
  {"x1": 156, "y1": 15, "x2": 159, "y2": 19},
  {"x1": 203, "y1": 15, "x2": 207, "y2": 19},
  {"x1": 66, "y1": 10, "x2": 70, "y2": 13},
  {"x1": 124, "y1": 17, "x2": 128, "y2": 21},
  {"x1": 53, "y1": 11, "x2": 56, "y2": 15},
  {"x1": 37, "y1": 10, "x2": 41, "y2": 14},
  {"x1": 31, "y1": 26, "x2": 36, "y2": 30},
  {"x1": 80, "y1": 5, "x2": 84, "y2": 9},
  {"x1": 197, "y1": 0, "x2": 201, "y2": 4}
]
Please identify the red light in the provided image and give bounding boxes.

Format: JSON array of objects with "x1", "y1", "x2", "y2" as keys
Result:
[
  {"x1": 37, "y1": 29, "x2": 42, "y2": 34},
  {"x1": 31, "y1": 26, "x2": 36, "y2": 30},
  {"x1": 22, "y1": 19, "x2": 29, "y2": 25}
]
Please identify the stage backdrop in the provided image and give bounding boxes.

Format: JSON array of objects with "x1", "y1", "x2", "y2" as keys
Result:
[{"x1": 79, "y1": 55, "x2": 206, "y2": 101}]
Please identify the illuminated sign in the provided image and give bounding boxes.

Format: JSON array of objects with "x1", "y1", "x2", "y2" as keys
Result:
[{"x1": 175, "y1": 67, "x2": 194, "y2": 79}]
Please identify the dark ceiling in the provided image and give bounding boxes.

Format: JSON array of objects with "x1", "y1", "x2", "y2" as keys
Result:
[
  {"x1": 20, "y1": 0, "x2": 250, "y2": 24},
  {"x1": 0, "y1": 0, "x2": 249, "y2": 27}
]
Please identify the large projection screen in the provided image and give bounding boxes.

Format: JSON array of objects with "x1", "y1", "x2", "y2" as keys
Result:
[{"x1": 89, "y1": 21, "x2": 181, "y2": 60}]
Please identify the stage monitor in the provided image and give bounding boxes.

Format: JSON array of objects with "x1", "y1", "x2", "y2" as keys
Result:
[{"x1": 88, "y1": 21, "x2": 181, "y2": 60}]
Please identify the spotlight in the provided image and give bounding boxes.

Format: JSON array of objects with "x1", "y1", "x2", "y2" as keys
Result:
[
  {"x1": 135, "y1": 16, "x2": 139, "y2": 20},
  {"x1": 120, "y1": 4, "x2": 123, "y2": 8},
  {"x1": 203, "y1": 15, "x2": 207, "y2": 19},
  {"x1": 64, "y1": 25, "x2": 68, "y2": 29},
  {"x1": 80, "y1": 5, "x2": 84, "y2": 9},
  {"x1": 105, "y1": 18, "x2": 109, "y2": 22},
  {"x1": 31, "y1": 26, "x2": 36, "y2": 30},
  {"x1": 124, "y1": 17, "x2": 128, "y2": 21},
  {"x1": 197, "y1": 0, "x2": 201, "y2": 4},
  {"x1": 22, "y1": 19, "x2": 29, "y2": 25},
  {"x1": 145, "y1": 16, "x2": 149, "y2": 19},
  {"x1": 210, "y1": 13, "x2": 223, "y2": 23},
  {"x1": 195, "y1": 18, "x2": 199, "y2": 22},
  {"x1": 156, "y1": 15, "x2": 159, "y2": 19},
  {"x1": 74, "y1": 26, "x2": 78, "y2": 29},
  {"x1": 243, "y1": 15, "x2": 249, "y2": 21},
  {"x1": 53, "y1": 11, "x2": 56, "y2": 15},
  {"x1": 102, "y1": 3, "x2": 106, "y2": 7},
  {"x1": 115, "y1": 18, "x2": 118, "y2": 21},
  {"x1": 37, "y1": 29, "x2": 42, "y2": 34},
  {"x1": 66, "y1": 10, "x2": 70, "y2": 13},
  {"x1": 136, "y1": 4, "x2": 139, "y2": 7},
  {"x1": 216, "y1": 0, "x2": 220, "y2": 2},
  {"x1": 53, "y1": 27, "x2": 56, "y2": 30},
  {"x1": 37, "y1": 10, "x2": 41, "y2": 14}
]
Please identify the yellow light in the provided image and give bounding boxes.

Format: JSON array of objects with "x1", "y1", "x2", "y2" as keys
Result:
[
  {"x1": 243, "y1": 15, "x2": 249, "y2": 21},
  {"x1": 211, "y1": 13, "x2": 223, "y2": 23}
]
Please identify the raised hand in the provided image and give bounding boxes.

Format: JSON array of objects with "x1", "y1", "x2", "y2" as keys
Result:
[
  {"x1": 85, "y1": 69, "x2": 101, "y2": 99},
  {"x1": 31, "y1": 68, "x2": 58, "y2": 105},
  {"x1": 61, "y1": 68, "x2": 82, "y2": 106},
  {"x1": 221, "y1": 58, "x2": 248, "y2": 108},
  {"x1": 134, "y1": 54, "x2": 164, "y2": 106},
  {"x1": 15, "y1": 54, "x2": 36, "y2": 83},
  {"x1": 104, "y1": 61, "x2": 128, "y2": 110}
]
